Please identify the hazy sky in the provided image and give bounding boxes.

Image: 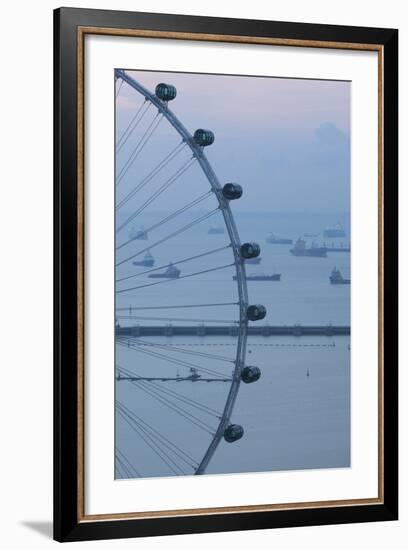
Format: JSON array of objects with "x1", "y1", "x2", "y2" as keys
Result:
[{"x1": 116, "y1": 70, "x2": 350, "y2": 213}]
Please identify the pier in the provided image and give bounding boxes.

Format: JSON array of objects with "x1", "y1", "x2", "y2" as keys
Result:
[{"x1": 116, "y1": 325, "x2": 350, "y2": 337}]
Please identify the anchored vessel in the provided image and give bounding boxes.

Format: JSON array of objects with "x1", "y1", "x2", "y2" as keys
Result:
[
  {"x1": 329, "y1": 267, "x2": 350, "y2": 285},
  {"x1": 115, "y1": 70, "x2": 268, "y2": 476},
  {"x1": 323, "y1": 223, "x2": 346, "y2": 238},
  {"x1": 208, "y1": 224, "x2": 225, "y2": 235},
  {"x1": 148, "y1": 262, "x2": 180, "y2": 279},
  {"x1": 129, "y1": 225, "x2": 148, "y2": 240},
  {"x1": 266, "y1": 232, "x2": 293, "y2": 244},
  {"x1": 233, "y1": 273, "x2": 281, "y2": 281},
  {"x1": 326, "y1": 242, "x2": 351, "y2": 253},
  {"x1": 290, "y1": 237, "x2": 327, "y2": 257},
  {"x1": 132, "y1": 250, "x2": 155, "y2": 267}
]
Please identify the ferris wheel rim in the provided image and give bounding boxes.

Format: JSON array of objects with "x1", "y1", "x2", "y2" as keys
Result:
[{"x1": 115, "y1": 69, "x2": 249, "y2": 475}]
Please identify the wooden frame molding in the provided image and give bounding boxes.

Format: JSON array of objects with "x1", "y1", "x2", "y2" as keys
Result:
[{"x1": 54, "y1": 8, "x2": 398, "y2": 542}]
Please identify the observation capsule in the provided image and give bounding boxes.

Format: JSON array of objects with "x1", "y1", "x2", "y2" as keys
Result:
[
  {"x1": 247, "y1": 304, "x2": 267, "y2": 321},
  {"x1": 223, "y1": 424, "x2": 244, "y2": 443},
  {"x1": 222, "y1": 183, "x2": 243, "y2": 201},
  {"x1": 241, "y1": 366, "x2": 261, "y2": 384},
  {"x1": 194, "y1": 129, "x2": 215, "y2": 147},
  {"x1": 155, "y1": 83, "x2": 177, "y2": 101},
  {"x1": 240, "y1": 242, "x2": 261, "y2": 259}
]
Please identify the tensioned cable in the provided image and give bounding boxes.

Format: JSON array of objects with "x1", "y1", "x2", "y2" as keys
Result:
[
  {"x1": 117, "y1": 406, "x2": 182, "y2": 475},
  {"x1": 116, "y1": 112, "x2": 163, "y2": 185},
  {"x1": 116, "y1": 112, "x2": 162, "y2": 183},
  {"x1": 116, "y1": 244, "x2": 230, "y2": 282},
  {"x1": 115, "y1": 157, "x2": 196, "y2": 233},
  {"x1": 116, "y1": 190, "x2": 212, "y2": 250},
  {"x1": 116, "y1": 362, "x2": 222, "y2": 417},
  {"x1": 116, "y1": 208, "x2": 220, "y2": 266},
  {"x1": 115, "y1": 300, "x2": 237, "y2": 310},
  {"x1": 116, "y1": 448, "x2": 140, "y2": 477},
  {"x1": 116, "y1": 102, "x2": 151, "y2": 153},
  {"x1": 116, "y1": 142, "x2": 186, "y2": 210},
  {"x1": 116, "y1": 100, "x2": 149, "y2": 150},
  {"x1": 117, "y1": 406, "x2": 183, "y2": 475},
  {"x1": 117, "y1": 366, "x2": 215, "y2": 434},
  {"x1": 117, "y1": 105, "x2": 157, "y2": 154},
  {"x1": 118, "y1": 401, "x2": 199, "y2": 466},
  {"x1": 115, "y1": 456, "x2": 128, "y2": 479},
  {"x1": 117, "y1": 315, "x2": 239, "y2": 324},
  {"x1": 117, "y1": 342, "x2": 225, "y2": 384},
  {"x1": 117, "y1": 403, "x2": 192, "y2": 473},
  {"x1": 117, "y1": 342, "x2": 227, "y2": 380},
  {"x1": 115, "y1": 454, "x2": 133, "y2": 478},
  {"x1": 117, "y1": 367, "x2": 220, "y2": 432},
  {"x1": 123, "y1": 337, "x2": 234, "y2": 363},
  {"x1": 117, "y1": 400, "x2": 185, "y2": 475},
  {"x1": 116, "y1": 262, "x2": 234, "y2": 294},
  {"x1": 117, "y1": 401, "x2": 198, "y2": 469},
  {"x1": 115, "y1": 79, "x2": 124, "y2": 99},
  {"x1": 117, "y1": 102, "x2": 154, "y2": 161},
  {"x1": 116, "y1": 447, "x2": 141, "y2": 478}
]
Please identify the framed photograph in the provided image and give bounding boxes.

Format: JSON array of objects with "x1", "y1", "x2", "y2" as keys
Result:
[{"x1": 54, "y1": 7, "x2": 398, "y2": 542}]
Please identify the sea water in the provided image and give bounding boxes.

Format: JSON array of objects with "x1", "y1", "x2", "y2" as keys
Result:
[{"x1": 115, "y1": 210, "x2": 350, "y2": 478}]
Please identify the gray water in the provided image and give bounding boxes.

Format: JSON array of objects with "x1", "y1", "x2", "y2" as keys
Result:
[{"x1": 115, "y1": 210, "x2": 350, "y2": 479}]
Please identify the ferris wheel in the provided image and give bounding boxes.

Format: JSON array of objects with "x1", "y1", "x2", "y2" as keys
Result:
[{"x1": 114, "y1": 69, "x2": 266, "y2": 478}]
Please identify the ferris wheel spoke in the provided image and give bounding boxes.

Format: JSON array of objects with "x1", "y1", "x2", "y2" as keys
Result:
[
  {"x1": 115, "y1": 451, "x2": 141, "y2": 478},
  {"x1": 117, "y1": 406, "x2": 186, "y2": 475},
  {"x1": 115, "y1": 455, "x2": 128, "y2": 479},
  {"x1": 118, "y1": 386, "x2": 215, "y2": 435},
  {"x1": 117, "y1": 402, "x2": 198, "y2": 471},
  {"x1": 116, "y1": 112, "x2": 163, "y2": 185},
  {"x1": 117, "y1": 367, "x2": 223, "y2": 421},
  {"x1": 116, "y1": 208, "x2": 220, "y2": 266},
  {"x1": 116, "y1": 262, "x2": 235, "y2": 294},
  {"x1": 116, "y1": 142, "x2": 186, "y2": 211},
  {"x1": 117, "y1": 106, "x2": 157, "y2": 176},
  {"x1": 115, "y1": 157, "x2": 197, "y2": 233},
  {"x1": 117, "y1": 372, "x2": 221, "y2": 419},
  {"x1": 117, "y1": 342, "x2": 229, "y2": 380},
  {"x1": 116, "y1": 100, "x2": 150, "y2": 152},
  {"x1": 120, "y1": 337, "x2": 234, "y2": 363},
  {"x1": 115, "y1": 78, "x2": 124, "y2": 99},
  {"x1": 116, "y1": 190, "x2": 212, "y2": 250},
  {"x1": 116, "y1": 448, "x2": 142, "y2": 478},
  {"x1": 117, "y1": 315, "x2": 238, "y2": 324},
  {"x1": 114, "y1": 71, "x2": 264, "y2": 477},
  {"x1": 117, "y1": 367, "x2": 216, "y2": 434},
  {"x1": 115, "y1": 301, "x2": 238, "y2": 311}
]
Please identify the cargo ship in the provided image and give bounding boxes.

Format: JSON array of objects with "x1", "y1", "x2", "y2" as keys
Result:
[
  {"x1": 208, "y1": 225, "x2": 224, "y2": 235},
  {"x1": 329, "y1": 267, "x2": 350, "y2": 285},
  {"x1": 323, "y1": 224, "x2": 346, "y2": 238},
  {"x1": 266, "y1": 232, "x2": 293, "y2": 244},
  {"x1": 233, "y1": 273, "x2": 280, "y2": 281},
  {"x1": 132, "y1": 250, "x2": 154, "y2": 267},
  {"x1": 325, "y1": 242, "x2": 351, "y2": 253},
  {"x1": 290, "y1": 238, "x2": 327, "y2": 257},
  {"x1": 129, "y1": 225, "x2": 148, "y2": 240},
  {"x1": 148, "y1": 263, "x2": 180, "y2": 279}
]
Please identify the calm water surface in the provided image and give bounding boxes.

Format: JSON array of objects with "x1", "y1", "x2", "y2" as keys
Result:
[{"x1": 115, "y1": 211, "x2": 350, "y2": 478}]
